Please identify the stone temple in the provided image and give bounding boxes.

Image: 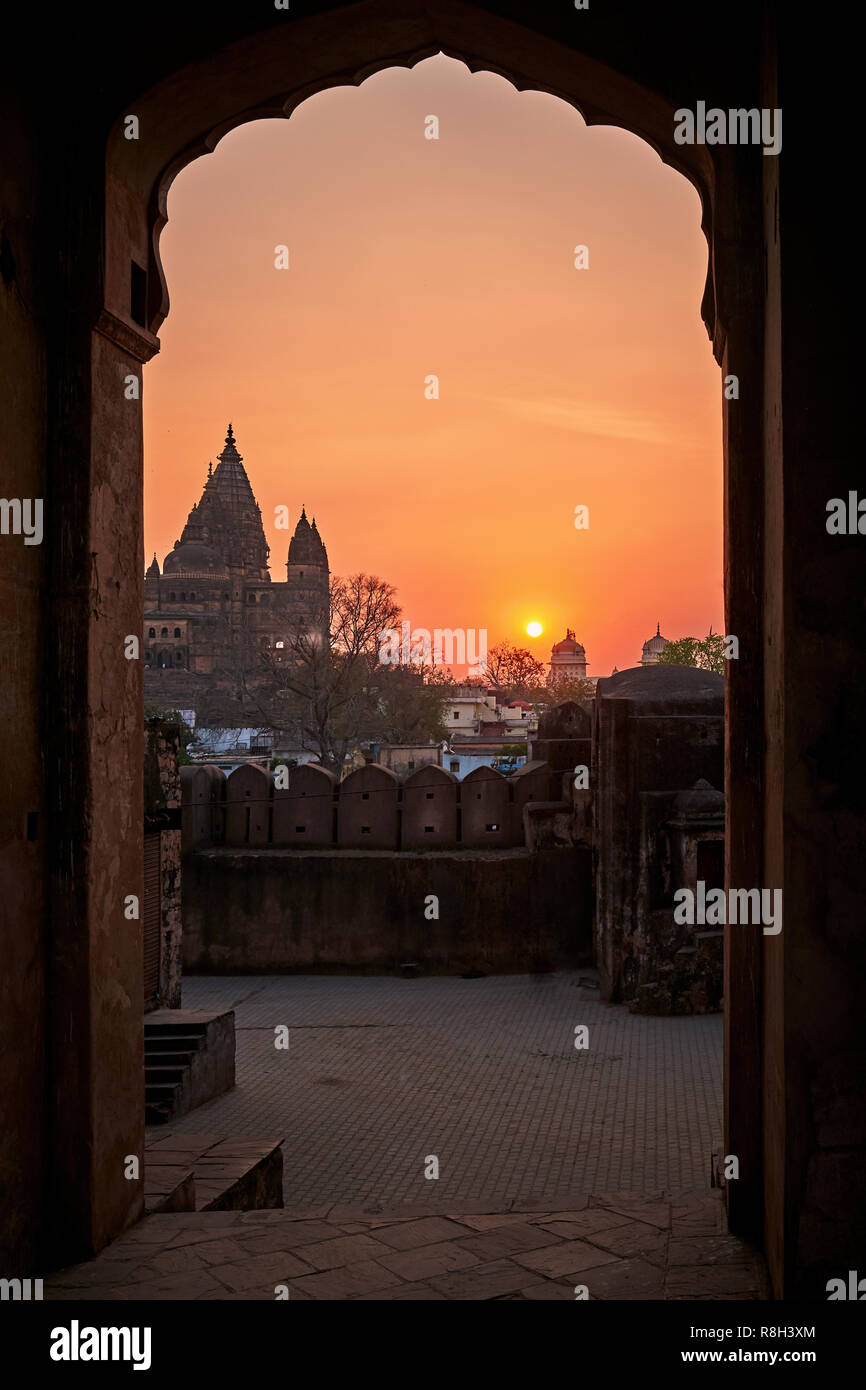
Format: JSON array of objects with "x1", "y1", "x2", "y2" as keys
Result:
[{"x1": 144, "y1": 425, "x2": 328, "y2": 713}]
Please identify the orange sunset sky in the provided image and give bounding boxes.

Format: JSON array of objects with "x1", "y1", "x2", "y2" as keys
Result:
[{"x1": 144, "y1": 54, "x2": 723, "y2": 678}]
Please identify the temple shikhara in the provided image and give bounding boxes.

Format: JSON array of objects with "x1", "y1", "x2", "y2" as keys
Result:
[{"x1": 144, "y1": 425, "x2": 329, "y2": 712}]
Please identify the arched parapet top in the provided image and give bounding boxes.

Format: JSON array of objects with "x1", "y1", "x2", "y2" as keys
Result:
[
  {"x1": 403, "y1": 763, "x2": 459, "y2": 788},
  {"x1": 104, "y1": 0, "x2": 723, "y2": 349}
]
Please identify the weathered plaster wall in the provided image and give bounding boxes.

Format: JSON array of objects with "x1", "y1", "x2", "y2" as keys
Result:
[{"x1": 183, "y1": 847, "x2": 592, "y2": 975}]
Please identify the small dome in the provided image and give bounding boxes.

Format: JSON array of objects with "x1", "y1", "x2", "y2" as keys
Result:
[
  {"x1": 163, "y1": 542, "x2": 227, "y2": 576},
  {"x1": 552, "y1": 630, "x2": 585, "y2": 656},
  {"x1": 600, "y1": 663, "x2": 724, "y2": 709},
  {"x1": 553, "y1": 631, "x2": 586, "y2": 656},
  {"x1": 641, "y1": 622, "x2": 669, "y2": 656}
]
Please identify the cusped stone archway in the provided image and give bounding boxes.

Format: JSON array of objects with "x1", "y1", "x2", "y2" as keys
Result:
[{"x1": 62, "y1": 0, "x2": 768, "y2": 1278}]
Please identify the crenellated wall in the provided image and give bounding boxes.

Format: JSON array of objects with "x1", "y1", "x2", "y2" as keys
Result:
[{"x1": 181, "y1": 758, "x2": 559, "y2": 851}]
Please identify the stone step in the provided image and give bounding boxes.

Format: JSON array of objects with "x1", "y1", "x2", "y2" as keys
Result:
[
  {"x1": 145, "y1": 1051, "x2": 198, "y2": 1068},
  {"x1": 144, "y1": 1033, "x2": 205, "y2": 1052},
  {"x1": 145, "y1": 1018, "x2": 208, "y2": 1036},
  {"x1": 143, "y1": 1165, "x2": 196, "y2": 1215},
  {"x1": 145, "y1": 1064, "x2": 186, "y2": 1083},
  {"x1": 145, "y1": 1081, "x2": 182, "y2": 1103},
  {"x1": 144, "y1": 1134, "x2": 284, "y2": 1212}
]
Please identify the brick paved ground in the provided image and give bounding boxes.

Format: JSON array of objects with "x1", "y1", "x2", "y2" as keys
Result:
[
  {"x1": 45, "y1": 974, "x2": 768, "y2": 1300},
  {"x1": 45, "y1": 1194, "x2": 767, "y2": 1300},
  {"x1": 167, "y1": 971, "x2": 722, "y2": 1205}
]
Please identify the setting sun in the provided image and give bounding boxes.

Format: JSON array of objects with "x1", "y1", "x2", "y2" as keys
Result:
[{"x1": 526, "y1": 622, "x2": 543, "y2": 638}]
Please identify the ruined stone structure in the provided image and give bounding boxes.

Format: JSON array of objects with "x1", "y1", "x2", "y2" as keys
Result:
[
  {"x1": 592, "y1": 666, "x2": 725, "y2": 1015},
  {"x1": 144, "y1": 424, "x2": 329, "y2": 716},
  {"x1": 2, "y1": 0, "x2": 863, "y2": 1301}
]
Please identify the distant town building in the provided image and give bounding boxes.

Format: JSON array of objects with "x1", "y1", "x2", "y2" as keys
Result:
[
  {"x1": 377, "y1": 744, "x2": 441, "y2": 775},
  {"x1": 442, "y1": 686, "x2": 499, "y2": 733}
]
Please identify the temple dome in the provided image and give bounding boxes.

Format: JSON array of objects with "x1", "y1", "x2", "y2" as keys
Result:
[
  {"x1": 640, "y1": 622, "x2": 669, "y2": 663},
  {"x1": 163, "y1": 541, "x2": 227, "y2": 576},
  {"x1": 551, "y1": 629, "x2": 586, "y2": 656}
]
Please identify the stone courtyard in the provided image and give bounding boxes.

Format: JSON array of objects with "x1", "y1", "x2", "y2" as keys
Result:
[
  {"x1": 169, "y1": 972, "x2": 723, "y2": 1204},
  {"x1": 44, "y1": 972, "x2": 767, "y2": 1299}
]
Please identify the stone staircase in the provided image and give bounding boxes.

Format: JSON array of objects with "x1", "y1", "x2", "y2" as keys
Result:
[{"x1": 144, "y1": 1009, "x2": 235, "y2": 1124}]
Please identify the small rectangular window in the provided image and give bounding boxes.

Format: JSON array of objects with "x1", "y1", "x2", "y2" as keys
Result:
[
  {"x1": 130, "y1": 260, "x2": 147, "y2": 326},
  {"x1": 361, "y1": 825, "x2": 371, "y2": 834},
  {"x1": 485, "y1": 823, "x2": 499, "y2": 832},
  {"x1": 295, "y1": 826, "x2": 306, "y2": 833}
]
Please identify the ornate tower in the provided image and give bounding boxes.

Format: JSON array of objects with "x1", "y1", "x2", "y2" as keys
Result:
[
  {"x1": 163, "y1": 424, "x2": 269, "y2": 581},
  {"x1": 286, "y1": 506, "x2": 330, "y2": 637}
]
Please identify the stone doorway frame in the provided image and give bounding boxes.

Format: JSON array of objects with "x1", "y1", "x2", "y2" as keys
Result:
[{"x1": 50, "y1": 0, "x2": 774, "y2": 1285}]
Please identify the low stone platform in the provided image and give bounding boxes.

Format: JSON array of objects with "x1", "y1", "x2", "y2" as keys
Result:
[
  {"x1": 45, "y1": 1192, "x2": 768, "y2": 1301},
  {"x1": 145, "y1": 1134, "x2": 283, "y2": 1213}
]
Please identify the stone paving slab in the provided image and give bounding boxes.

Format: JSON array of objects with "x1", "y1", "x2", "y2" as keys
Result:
[{"x1": 44, "y1": 1193, "x2": 768, "y2": 1301}]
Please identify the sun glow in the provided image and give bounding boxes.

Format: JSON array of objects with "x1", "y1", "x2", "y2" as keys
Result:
[{"x1": 526, "y1": 622, "x2": 543, "y2": 638}]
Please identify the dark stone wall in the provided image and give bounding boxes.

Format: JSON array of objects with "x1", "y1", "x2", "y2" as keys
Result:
[
  {"x1": 183, "y1": 847, "x2": 592, "y2": 976},
  {"x1": 593, "y1": 667, "x2": 725, "y2": 1007},
  {"x1": 144, "y1": 719, "x2": 183, "y2": 1008},
  {"x1": 0, "y1": 79, "x2": 47, "y2": 1274}
]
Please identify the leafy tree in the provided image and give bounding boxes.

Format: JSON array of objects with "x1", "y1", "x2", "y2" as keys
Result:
[
  {"x1": 368, "y1": 664, "x2": 452, "y2": 746},
  {"x1": 657, "y1": 627, "x2": 726, "y2": 675},
  {"x1": 543, "y1": 673, "x2": 596, "y2": 705}
]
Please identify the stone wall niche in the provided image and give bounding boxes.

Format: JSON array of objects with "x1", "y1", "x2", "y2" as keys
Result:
[
  {"x1": 337, "y1": 764, "x2": 399, "y2": 848},
  {"x1": 272, "y1": 763, "x2": 337, "y2": 847},
  {"x1": 401, "y1": 764, "x2": 458, "y2": 848}
]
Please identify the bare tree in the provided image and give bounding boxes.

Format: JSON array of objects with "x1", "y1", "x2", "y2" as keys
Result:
[
  {"x1": 483, "y1": 639, "x2": 547, "y2": 699},
  {"x1": 244, "y1": 573, "x2": 403, "y2": 768}
]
